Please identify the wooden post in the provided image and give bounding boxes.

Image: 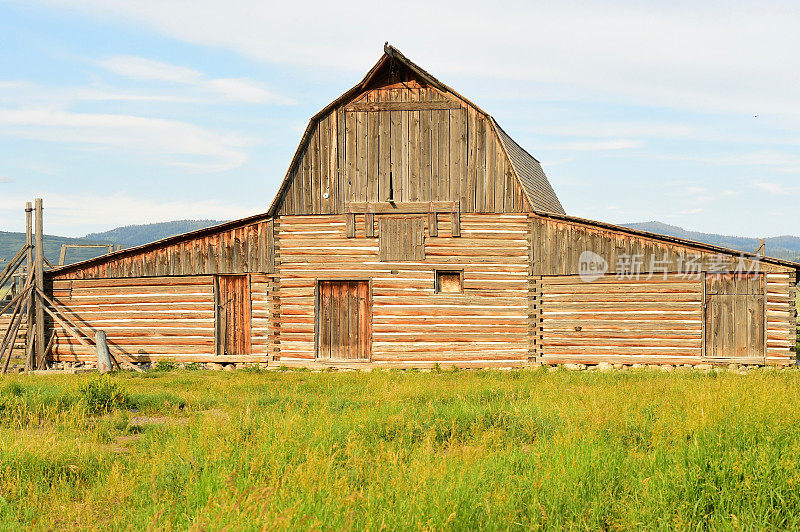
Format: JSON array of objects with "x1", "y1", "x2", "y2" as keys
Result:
[
  {"x1": 95, "y1": 330, "x2": 112, "y2": 373},
  {"x1": 25, "y1": 202, "x2": 34, "y2": 371},
  {"x1": 34, "y1": 198, "x2": 45, "y2": 368}
]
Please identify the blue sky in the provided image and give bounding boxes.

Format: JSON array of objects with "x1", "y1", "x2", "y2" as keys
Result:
[{"x1": 1, "y1": 0, "x2": 799, "y2": 238}]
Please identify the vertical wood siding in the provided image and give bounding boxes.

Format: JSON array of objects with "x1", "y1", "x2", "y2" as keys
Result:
[
  {"x1": 54, "y1": 219, "x2": 274, "y2": 281},
  {"x1": 704, "y1": 273, "x2": 765, "y2": 359},
  {"x1": 531, "y1": 216, "x2": 789, "y2": 275},
  {"x1": 278, "y1": 84, "x2": 528, "y2": 215},
  {"x1": 275, "y1": 213, "x2": 530, "y2": 367},
  {"x1": 378, "y1": 217, "x2": 425, "y2": 261}
]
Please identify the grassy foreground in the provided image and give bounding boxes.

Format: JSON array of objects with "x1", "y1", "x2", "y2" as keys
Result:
[{"x1": 2, "y1": 368, "x2": 800, "y2": 529}]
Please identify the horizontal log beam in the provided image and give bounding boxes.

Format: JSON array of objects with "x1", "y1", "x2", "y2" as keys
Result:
[{"x1": 343, "y1": 101, "x2": 462, "y2": 112}]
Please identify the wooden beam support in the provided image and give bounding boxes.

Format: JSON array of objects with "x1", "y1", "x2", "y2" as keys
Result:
[
  {"x1": 34, "y1": 198, "x2": 45, "y2": 368},
  {"x1": 348, "y1": 201, "x2": 456, "y2": 214},
  {"x1": 346, "y1": 211, "x2": 356, "y2": 238},
  {"x1": 35, "y1": 287, "x2": 143, "y2": 372},
  {"x1": 365, "y1": 212, "x2": 375, "y2": 238},
  {"x1": 344, "y1": 101, "x2": 461, "y2": 112},
  {"x1": 427, "y1": 201, "x2": 439, "y2": 238},
  {"x1": 0, "y1": 245, "x2": 28, "y2": 289},
  {"x1": 451, "y1": 202, "x2": 461, "y2": 237}
]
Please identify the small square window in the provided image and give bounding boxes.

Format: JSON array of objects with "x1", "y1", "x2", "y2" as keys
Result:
[{"x1": 435, "y1": 270, "x2": 463, "y2": 293}]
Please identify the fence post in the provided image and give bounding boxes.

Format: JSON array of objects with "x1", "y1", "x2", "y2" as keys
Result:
[
  {"x1": 95, "y1": 330, "x2": 112, "y2": 373},
  {"x1": 25, "y1": 202, "x2": 34, "y2": 371}
]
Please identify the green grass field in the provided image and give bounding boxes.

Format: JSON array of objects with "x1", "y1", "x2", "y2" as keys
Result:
[{"x1": 2, "y1": 368, "x2": 800, "y2": 529}]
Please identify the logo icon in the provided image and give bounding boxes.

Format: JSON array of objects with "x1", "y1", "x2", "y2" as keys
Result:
[{"x1": 578, "y1": 251, "x2": 608, "y2": 282}]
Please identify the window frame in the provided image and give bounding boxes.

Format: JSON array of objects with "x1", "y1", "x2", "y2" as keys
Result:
[{"x1": 434, "y1": 269, "x2": 464, "y2": 294}]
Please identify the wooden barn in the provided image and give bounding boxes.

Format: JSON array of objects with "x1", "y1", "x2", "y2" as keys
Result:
[{"x1": 43, "y1": 44, "x2": 799, "y2": 369}]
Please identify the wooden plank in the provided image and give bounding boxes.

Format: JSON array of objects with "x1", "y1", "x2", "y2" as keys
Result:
[
  {"x1": 419, "y1": 109, "x2": 432, "y2": 202},
  {"x1": 475, "y1": 117, "x2": 486, "y2": 211},
  {"x1": 390, "y1": 105, "x2": 402, "y2": 202},
  {"x1": 451, "y1": 204, "x2": 461, "y2": 238},
  {"x1": 436, "y1": 109, "x2": 450, "y2": 201},
  {"x1": 367, "y1": 111, "x2": 379, "y2": 202},
  {"x1": 378, "y1": 111, "x2": 391, "y2": 201},
  {"x1": 365, "y1": 212, "x2": 375, "y2": 238},
  {"x1": 348, "y1": 281, "x2": 358, "y2": 359},
  {"x1": 346, "y1": 212, "x2": 356, "y2": 238},
  {"x1": 409, "y1": 94, "x2": 420, "y2": 201},
  {"x1": 467, "y1": 107, "x2": 477, "y2": 211}
]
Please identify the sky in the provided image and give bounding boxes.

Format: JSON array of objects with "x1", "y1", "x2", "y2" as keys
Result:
[{"x1": 0, "y1": 0, "x2": 799, "y2": 238}]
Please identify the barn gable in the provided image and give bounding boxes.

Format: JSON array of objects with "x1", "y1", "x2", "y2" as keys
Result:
[{"x1": 268, "y1": 44, "x2": 566, "y2": 216}]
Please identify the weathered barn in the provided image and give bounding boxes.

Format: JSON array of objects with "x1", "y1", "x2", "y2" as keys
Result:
[{"x1": 45, "y1": 45, "x2": 799, "y2": 368}]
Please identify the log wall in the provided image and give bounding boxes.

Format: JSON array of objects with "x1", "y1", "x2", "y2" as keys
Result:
[
  {"x1": 42, "y1": 213, "x2": 796, "y2": 367},
  {"x1": 275, "y1": 213, "x2": 530, "y2": 367},
  {"x1": 48, "y1": 274, "x2": 273, "y2": 364},
  {"x1": 0, "y1": 314, "x2": 27, "y2": 362},
  {"x1": 766, "y1": 271, "x2": 797, "y2": 365},
  {"x1": 536, "y1": 272, "x2": 796, "y2": 365},
  {"x1": 538, "y1": 275, "x2": 705, "y2": 365}
]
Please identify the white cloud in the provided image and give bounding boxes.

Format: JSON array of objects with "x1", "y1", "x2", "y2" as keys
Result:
[
  {"x1": 98, "y1": 55, "x2": 295, "y2": 104},
  {"x1": 0, "y1": 108, "x2": 255, "y2": 171},
  {"x1": 752, "y1": 181, "x2": 788, "y2": 194},
  {"x1": 539, "y1": 157, "x2": 574, "y2": 167},
  {"x1": 0, "y1": 175, "x2": 13, "y2": 183},
  {"x1": 0, "y1": 81, "x2": 33, "y2": 90},
  {"x1": 0, "y1": 191, "x2": 263, "y2": 236},
  {"x1": 98, "y1": 56, "x2": 203, "y2": 84},
  {"x1": 29, "y1": 0, "x2": 800, "y2": 116},
  {"x1": 542, "y1": 139, "x2": 641, "y2": 151},
  {"x1": 531, "y1": 122, "x2": 696, "y2": 140},
  {"x1": 653, "y1": 150, "x2": 800, "y2": 174}
]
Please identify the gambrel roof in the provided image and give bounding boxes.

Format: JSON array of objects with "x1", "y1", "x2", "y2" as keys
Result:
[
  {"x1": 267, "y1": 43, "x2": 566, "y2": 216},
  {"x1": 494, "y1": 123, "x2": 565, "y2": 214}
]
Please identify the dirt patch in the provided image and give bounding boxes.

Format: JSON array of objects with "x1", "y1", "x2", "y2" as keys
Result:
[
  {"x1": 129, "y1": 415, "x2": 189, "y2": 427},
  {"x1": 112, "y1": 434, "x2": 141, "y2": 454}
]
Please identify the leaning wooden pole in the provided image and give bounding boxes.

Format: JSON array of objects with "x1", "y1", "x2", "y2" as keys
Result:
[
  {"x1": 25, "y1": 202, "x2": 34, "y2": 371},
  {"x1": 34, "y1": 198, "x2": 45, "y2": 369}
]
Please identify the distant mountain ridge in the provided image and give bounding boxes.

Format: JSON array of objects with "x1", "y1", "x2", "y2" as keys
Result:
[
  {"x1": 0, "y1": 220, "x2": 225, "y2": 266},
  {"x1": 621, "y1": 221, "x2": 800, "y2": 262},
  {"x1": 85, "y1": 219, "x2": 225, "y2": 249}
]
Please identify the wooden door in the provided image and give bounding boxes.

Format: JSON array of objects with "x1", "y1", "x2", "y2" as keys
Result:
[
  {"x1": 215, "y1": 275, "x2": 251, "y2": 356},
  {"x1": 704, "y1": 273, "x2": 764, "y2": 359},
  {"x1": 316, "y1": 280, "x2": 371, "y2": 360}
]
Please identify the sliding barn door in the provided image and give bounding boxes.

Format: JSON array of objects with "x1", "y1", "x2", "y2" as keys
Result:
[
  {"x1": 316, "y1": 280, "x2": 371, "y2": 360},
  {"x1": 704, "y1": 273, "x2": 764, "y2": 360},
  {"x1": 215, "y1": 275, "x2": 252, "y2": 356}
]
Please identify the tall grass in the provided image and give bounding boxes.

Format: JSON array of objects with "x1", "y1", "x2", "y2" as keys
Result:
[{"x1": 1, "y1": 369, "x2": 800, "y2": 529}]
